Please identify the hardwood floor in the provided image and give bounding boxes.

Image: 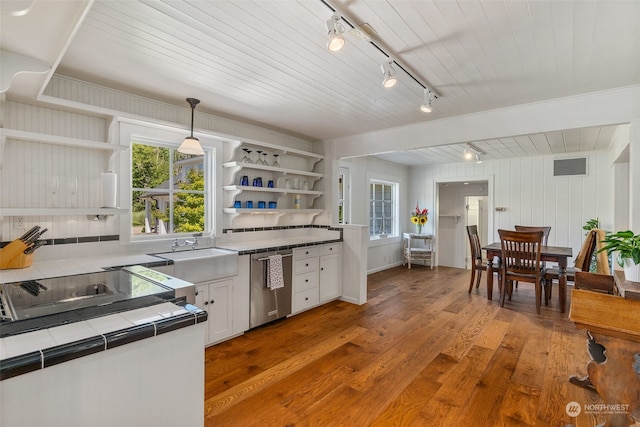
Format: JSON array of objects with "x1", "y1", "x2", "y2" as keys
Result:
[{"x1": 204, "y1": 266, "x2": 608, "y2": 426}]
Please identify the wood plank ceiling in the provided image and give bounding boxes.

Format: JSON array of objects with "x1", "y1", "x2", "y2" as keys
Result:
[{"x1": 4, "y1": 0, "x2": 640, "y2": 164}]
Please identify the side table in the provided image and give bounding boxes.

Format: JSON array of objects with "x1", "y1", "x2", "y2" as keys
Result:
[{"x1": 403, "y1": 233, "x2": 434, "y2": 269}]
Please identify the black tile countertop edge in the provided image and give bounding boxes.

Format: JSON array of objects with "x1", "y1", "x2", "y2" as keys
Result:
[
  {"x1": 235, "y1": 238, "x2": 344, "y2": 256},
  {"x1": 0, "y1": 302, "x2": 207, "y2": 381},
  {"x1": 0, "y1": 293, "x2": 174, "y2": 338}
]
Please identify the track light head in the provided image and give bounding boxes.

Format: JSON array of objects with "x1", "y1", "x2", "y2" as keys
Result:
[
  {"x1": 178, "y1": 97, "x2": 204, "y2": 156},
  {"x1": 420, "y1": 90, "x2": 433, "y2": 113},
  {"x1": 381, "y1": 61, "x2": 397, "y2": 88},
  {"x1": 475, "y1": 153, "x2": 483, "y2": 164},
  {"x1": 463, "y1": 147, "x2": 473, "y2": 160},
  {"x1": 326, "y1": 13, "x2": 345, "y2": 52}
]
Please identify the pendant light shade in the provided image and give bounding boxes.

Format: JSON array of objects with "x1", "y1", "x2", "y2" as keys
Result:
[{"x1": 178, "y1": 97, "x2": 204, "y2": 156}]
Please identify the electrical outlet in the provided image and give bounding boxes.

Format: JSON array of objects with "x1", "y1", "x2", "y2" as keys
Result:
[{"x1": 15, "y1": 217, "x2": 25, "y2": 230}]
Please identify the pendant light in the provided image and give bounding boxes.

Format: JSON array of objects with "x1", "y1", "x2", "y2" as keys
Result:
[{"x1": 178, "y1": 97, "x2": 204, "y2": 156}]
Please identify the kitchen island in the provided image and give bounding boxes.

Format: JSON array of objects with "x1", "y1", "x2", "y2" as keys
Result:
[{"x1": 0, "y1": 265, "x2": 207, "y2": 427}]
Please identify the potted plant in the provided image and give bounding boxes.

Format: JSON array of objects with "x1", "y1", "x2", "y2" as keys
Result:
[{"x1": 598, "y1": 230, "x2": 640, "y2": 281}]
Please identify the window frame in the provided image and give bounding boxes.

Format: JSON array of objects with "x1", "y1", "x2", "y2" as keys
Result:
[
  {"x1": 368, "y1": 178, "x2": 399, "y2": 240},
  {"x1": 130, "y1": 139, "x2": 208, "y2": 236},
  {"x1": 118, "y1": 120, "x2": 218, "y2": 244}
]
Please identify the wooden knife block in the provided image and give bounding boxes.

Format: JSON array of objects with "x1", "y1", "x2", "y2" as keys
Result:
[{"x1": 0, "y1": 239, "x2": 33, "y2": 269}]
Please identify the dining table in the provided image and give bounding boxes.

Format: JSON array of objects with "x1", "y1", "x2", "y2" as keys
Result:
[{"x1": 482, "y1": 242, "x2": 573, "y2": 312}]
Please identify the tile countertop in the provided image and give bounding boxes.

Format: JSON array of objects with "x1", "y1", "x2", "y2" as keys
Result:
[
  {"x1": 0, "y1": 253, "x2": 168, "y2": 284},
  {"x1": 0, "y1": 301, "x2": 207, "y2": 381},
  {"x1": 215, "y1": 227, "x2": 343, "y2": 254},
  {"x1": 215, "y1": 235, "x2": 342, "y2": 253}
]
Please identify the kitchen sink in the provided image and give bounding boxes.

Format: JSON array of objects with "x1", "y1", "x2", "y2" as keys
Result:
[{"x1": 155, "y1": 248, "x2": 239, "y2": 283}]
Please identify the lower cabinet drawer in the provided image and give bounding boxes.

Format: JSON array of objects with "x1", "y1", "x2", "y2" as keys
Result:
[
  {"x1": 294, "y1": 271, "x2": 318, "y2": 292},
  {"x1": 294, "y1": 257, "x2": 319, "y2": 274},
  {"x1": 319, "y1": 243, "x2": 342, "y2": 256},
  {"x1": 293, "y1": 287, "x2": 319, "y2": 312}
]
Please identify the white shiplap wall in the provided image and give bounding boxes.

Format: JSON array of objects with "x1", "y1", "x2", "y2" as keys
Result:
[
  {"x1": 1, "y1": 102, "x2": 112, "y2": 242},
  {"x1": 2, "y1": 77, "x2": 325, "y2": 248},
  {"x1": 44, "y1": 75, "x2": 317, "y2": 153},
  {"x1": 340, "y1": 156, "x2": 410, "y2": 274},
  {"x1": 409, "y1": 150, "x2": 613, "y2": 266}
]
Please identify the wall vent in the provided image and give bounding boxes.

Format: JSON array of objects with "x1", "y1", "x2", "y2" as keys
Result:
[{"x1": 554, "y1": 158, "x2": 587, "y2": 176}]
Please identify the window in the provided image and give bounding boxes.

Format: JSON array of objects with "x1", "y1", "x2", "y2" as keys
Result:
[
  {"x1": 131, "y1": 141, "x2": 207, "y2": 235},
  {"x1": 369, "y1": 180, "x2": 398, "y2": 238}
]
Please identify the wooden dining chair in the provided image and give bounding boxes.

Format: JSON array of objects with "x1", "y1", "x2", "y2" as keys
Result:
[
  {"x1": 466, "y1": 225, "x2": 498, "y2": 293},
  {"x1": 514, "y1": 225, "x2": 551, "y2": 245},
  {"x1": 513, "y1": 226, "x2": 551, "y2": 290},
  {"x1": 498, "y1": 229, "x2": 545, "y2": 314},
  {"x1": 544, "y1": 229, "x2": 610, "y2": 304}
]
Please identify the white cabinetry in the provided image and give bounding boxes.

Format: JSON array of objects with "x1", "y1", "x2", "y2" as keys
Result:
[
  {"x1": 319, "y1": 243, "x2": 343, "y2": 301},
  {"x1": 195, "y1": 279, "x2": 233, "y2": 345},
  {"x1": 183, "y1": 255, "x2": 250, "y2": 347},
  {"x1": 292, "y1": 242, "x2": 343, "y2": 314},
  {"x1": 222, "y1": 140, "x2": 324, "y2": 222},
  {"x1": 292, "y1": 246, "x2": 320, "y2": 313}
]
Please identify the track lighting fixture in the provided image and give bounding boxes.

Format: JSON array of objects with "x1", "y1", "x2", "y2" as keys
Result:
[
  {"x1": 320, "y1": 1, "x2": 439, "y2": 106},
  {"x1": 420, "y1": 89, "x2": 433, "y2": 113},
  {"x1": 381, "y1": 60, "x2": 397, "y2": 88},
  {"x1": 326, "y1": 13, "x2": 345, "y2": 52},
  {"x1": 463, "y1": 147, "x2": 474, "y2": 160},
  {"x1": 178, "y1": 98, "x2": 204, "y2": 156},
  {"x1": 463, "y1": 143, "x2": 486, "y2": 162}
]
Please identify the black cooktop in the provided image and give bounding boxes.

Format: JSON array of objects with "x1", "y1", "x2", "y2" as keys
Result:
[{"x1": 0, "y1": 268, "x2": 175, "y2": 337}]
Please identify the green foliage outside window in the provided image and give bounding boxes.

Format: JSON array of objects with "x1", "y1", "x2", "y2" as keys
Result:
[
  {"x1": 131, "y1": 142, "x2": 206, "y2": 234},
  {"x1": 174, "y1": 169, "x2": 205, "y2": 232}
]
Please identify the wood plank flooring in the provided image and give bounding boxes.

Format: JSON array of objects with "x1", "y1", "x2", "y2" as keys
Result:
[{"x1": 203, "y1": 266, "x2": 609, "y2": 426}]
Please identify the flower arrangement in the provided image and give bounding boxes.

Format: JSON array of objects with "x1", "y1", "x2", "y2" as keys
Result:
[{"x1": 411, "y1": 202, "x2": 429, "y2": 233}]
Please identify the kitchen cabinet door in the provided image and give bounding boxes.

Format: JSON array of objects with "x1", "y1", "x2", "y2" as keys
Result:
[
  {"x1": 195, "y1": 279, "x2": 233, "y2": 345},
  {"x1": 319, "y1": 252, "x2": 342, "y2": 302}
]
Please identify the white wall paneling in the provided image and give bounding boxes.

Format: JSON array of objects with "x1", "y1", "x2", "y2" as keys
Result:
[
  {"x1": 42, "y1": 75, "x2": 318, "y2": 153},
  {"x1": 1, "y1": 78, "x2": 328, "y2": 254},
  {"x1": 409, "y1": 151, "x2": 613, "y2": 267},
  {"x1": 337, "y1": 224, "x2": 368, "y2": 305},
  {"x1": 340, "y1": 156, "x2": 409, "y2": 274}
]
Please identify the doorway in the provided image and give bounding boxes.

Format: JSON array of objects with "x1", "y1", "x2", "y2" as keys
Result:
[{"x1": 435, "y1": 179, "x2": 491, "y2": 269}]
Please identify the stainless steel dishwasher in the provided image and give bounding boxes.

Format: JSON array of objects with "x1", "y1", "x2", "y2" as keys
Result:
[{"x1": 249, "y1": 249, "x2": 293, "y2": 328}]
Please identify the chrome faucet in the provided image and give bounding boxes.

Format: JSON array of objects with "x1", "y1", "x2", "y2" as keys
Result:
[{"x1": 172, "y1": 237, "x2": 198, "y2": 252}]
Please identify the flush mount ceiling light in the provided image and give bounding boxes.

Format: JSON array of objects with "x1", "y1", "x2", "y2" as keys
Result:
[
  {"x1": 420, "y1": 89, "x2": 433, "y2": 113},
  {"x1": 381, "y1": 60, "x2": 397, "y2": 88},
  {"x1": 326, "y1": 13, "x2": 345, "y2": 52},
  {"x1": 178, "y1": 98, "x2": 204, "y2": 156}
]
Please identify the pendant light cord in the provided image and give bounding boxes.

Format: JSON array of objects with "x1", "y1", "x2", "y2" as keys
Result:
[{"x1": 186, "y1": 97, "x2": 200, "y2": 137}]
